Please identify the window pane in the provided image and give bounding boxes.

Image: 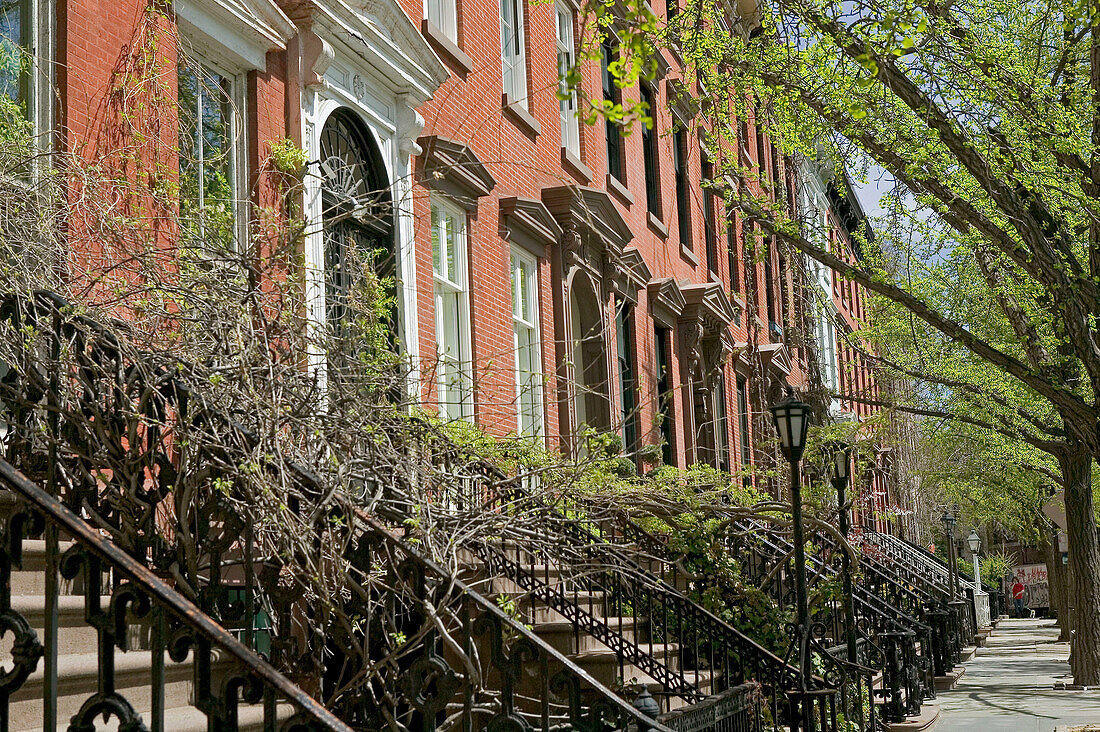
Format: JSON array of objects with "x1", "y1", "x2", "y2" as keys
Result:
[
  {"x1": 426, "y1": 0, "x2": 456, "y2": 40},
  {"x1": 500, "y1": 0, "x2": 525, "y2": 102},
  {"x1": 178, "y1": 61, "x2": 236, "y2": 253},
  {"x1": 556, "y1": 4, "x2": 578, "y2": 153},
  {"x1": 432, "y1": 206, "x2": 442, "y2": 275},
  {"x1": 0, "y1": 0, "x2": 25, "y2": 110}
]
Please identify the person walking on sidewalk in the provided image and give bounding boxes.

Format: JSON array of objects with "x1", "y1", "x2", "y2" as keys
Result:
[{"x1": 1012, "y1": 575, "x2": 1026, "y2": 617}]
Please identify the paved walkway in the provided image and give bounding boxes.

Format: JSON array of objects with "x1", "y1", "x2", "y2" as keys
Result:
[{"x1": 935, "y1": 618, "x2": 1100, "y2": 731}]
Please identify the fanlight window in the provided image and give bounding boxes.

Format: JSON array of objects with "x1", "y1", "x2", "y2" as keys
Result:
[{"x1": 318, "y1": 110, "x2": 395, "y2": 340}]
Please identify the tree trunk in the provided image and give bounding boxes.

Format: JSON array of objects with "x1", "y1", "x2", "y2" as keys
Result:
[{"x1": 1057, "y1": 440, "x2": 1100, "y2": 685}]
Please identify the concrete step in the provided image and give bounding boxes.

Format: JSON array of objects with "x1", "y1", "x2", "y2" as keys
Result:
[
  {"x1": 14, "y1": 700, "x2": 297, "y2": 732},
  {"x1": 7, "y1": 594, "x2": 109, "y2": 655},
  {"x1": 6, "y1": 647, "x2": 242, "y2": 730},
  {"x1": 534, "y1": 616, "x2": 648, "y2": 654}
]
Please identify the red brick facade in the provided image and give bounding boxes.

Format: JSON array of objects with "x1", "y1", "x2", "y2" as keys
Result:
[{"x1": 42, "y1": 0, "x2": 826, "y2": 478}]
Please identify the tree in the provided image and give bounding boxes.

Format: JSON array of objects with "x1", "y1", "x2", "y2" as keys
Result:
[{"x1": 588, "y1": 0, "x2": 1100, "y2": 682}]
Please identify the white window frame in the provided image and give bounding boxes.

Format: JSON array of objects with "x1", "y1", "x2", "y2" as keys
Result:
[
  {"x1": 555, "y1": 1, "x2": 579, "y2": 155},
  {"x1": 500, "y1": 0, "x2": 528, "y2": 108},
  {"x1": 177, "y1": 43, "x2": 249, "y2": 253},
  {"x1": 425, "y1": 0, "x2": 457, "y2": 43},
  {"x1": 511, "y1": 247, "x2": 543, "y2": 437},
  {"x1": 432, "y1": 195, "x2": 474, "y2": 422}
]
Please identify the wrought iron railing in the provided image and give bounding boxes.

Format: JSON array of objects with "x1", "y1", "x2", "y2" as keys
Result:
[
  {"x1": 659, "y1": 682, "x2": 761, "y2": 732},
  {"x1": 371, "y1": 463, "x2": 841, "y2": 731},
  {"x1": 0, "y1": 290, "x2": 689, "y2": 731},
  {"x1": 860, "y1": 533, "x2": 974, "y2": 657},
  {"x1": 0, "y1": 458, "x2": 349, "y2": 731},
  {"x1": 723, "y1": 519, "x2": 932, "y2": 723}
]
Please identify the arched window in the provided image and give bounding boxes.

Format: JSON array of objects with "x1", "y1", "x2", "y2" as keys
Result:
[
  {"x1": 568, "y1": 274, "x2": 610, "y2": 442},
  {"x1": 318, "y1": 109, "x2": 395, "y2": 340}
]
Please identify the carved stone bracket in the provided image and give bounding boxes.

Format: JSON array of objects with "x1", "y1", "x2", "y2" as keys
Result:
[{"x1": 301, "y1": 29, "x2": 334, "y2": 90}]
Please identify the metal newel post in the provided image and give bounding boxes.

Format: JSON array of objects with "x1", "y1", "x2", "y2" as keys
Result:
[
  {"x1": 942, "y1": 509, "x2": 958, "y2": 601},
  {"x1": 791, "y1": 456, "x2": 810, "y2": 665},
  {"x1": 830, "y1": 441, "x2": 857, "y2": 666}
]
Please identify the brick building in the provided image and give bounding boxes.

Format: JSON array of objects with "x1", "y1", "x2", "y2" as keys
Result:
[
  {"x1": 800, "y1": 157, "x2": 894, "y2": 531},
  {"x1": 11, "y1": 0, "x2": 873, "y2": 477}
]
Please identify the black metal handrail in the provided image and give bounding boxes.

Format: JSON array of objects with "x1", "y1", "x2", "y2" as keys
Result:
[
  {"x1": 860, "y1": 534, "x2": 975, "y2": 639},
  {"x1": 370, "y1": 447, "x2": 843, "y2": 730},
  {"x1": 880, "y1": 532, "x2": 997, "y2": 595},
  {"x1": 725, "y1": 519, "x2": 932, "y2": 723},
  {"x1": 348, "y1": 508, "x2": 680, "y2": 732}
]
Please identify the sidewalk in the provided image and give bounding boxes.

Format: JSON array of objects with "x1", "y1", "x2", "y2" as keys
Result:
[{"x1": 934, "y1": 618, "x2": 1100, "y2": 731}]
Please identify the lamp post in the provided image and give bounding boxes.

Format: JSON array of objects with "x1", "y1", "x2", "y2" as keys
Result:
[
  {"x1": 967, "y1": 530, "x2": 982, "y2": 589},
  {"x1": 829, "y1": 441, "x2": 857, "y2": 666},
  {"x1": 770, "y1": 391, "x2": 814, "y2": 686},
  {"x1": 941, "y1": 509, "x2": 958, "y2": 600},
  {"x1": 967, "y1": 529, "x2": 989, "y2": 629}
]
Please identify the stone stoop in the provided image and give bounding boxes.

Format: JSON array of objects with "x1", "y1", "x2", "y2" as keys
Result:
[
  {"x1": 882, "y1": 702, "x2": 940, "y2": 732},
  {"x1": 4, "y1": 537, "x2": 285, "y2": 731},
  {"x1": 959, "y1": 645, "x2": 978, "y2": 662},
  {"x1": 459, "y1": 558, "x2": 712, "y2": 714},
  {"x1": 934, "y1": 666, "x2": 966, "y2": 691}
]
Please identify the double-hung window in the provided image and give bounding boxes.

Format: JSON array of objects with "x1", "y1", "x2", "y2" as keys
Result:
[
  {"x1": 0, "y1": 0, "x2": 30, "y2": 135},
  {"x1": 602, "y1": 41, "x2": 624, "y2": 181},
  {"x1": 673, "y1": 129, "x2": 690, "y2": 249},
  {"x1": 432, "y1": 197, "x2": 473, "y2": 421},
  {"x1": 555, "y1": 2, "x2": 579, "y2": 155},
  {"x1": 178, "y1": 58, "x2": 243, "y2": 255},
  {"x1": 641, "y1": 85, "x2": 660, "y2": 217},
  {"x1": 615, "y1": 299, "x2": 638, "y2": 460},
  {"x1": 714, "y1": 374, "x2": 730, "y2": 473},
  {"x1": 702, "y1": 155, "x2": 717, "y2": 274},
  {"x1": 655, "y1": 326, "x2": 675, "y2": 467},
  {"x1": 500, "y1": 0, "x2": 528, "y2": 108},
  {"x1": 737, "y1": 377, "x2": 751, "y2": 469},
  {"x1": 426, "y1": 0, "x2": 458, "y2": 42},
  {"x1": 511, "y1": 248, "x2": 543, "y2": 437}
]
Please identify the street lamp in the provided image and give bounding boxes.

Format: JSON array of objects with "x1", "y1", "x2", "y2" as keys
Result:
[
  {"x1": 967, "y1": 529, "x2": 988, "y2": 626},
  {"x1": 770, "y1": 391, "x2": 814, "y2": 687},
  {"x1": 829, "y1": 441, "x2": 858, "y2": 666},
  {"x1": 942, "y1": 509, "x2": 958, "y2": 600}
]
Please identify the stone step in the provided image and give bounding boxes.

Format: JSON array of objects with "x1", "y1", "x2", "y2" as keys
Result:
[
  {"x1": 14, "y1": 699, "x2": 296, "y2": 732},
  {"x1": 9, "y1": 649, "x2": 197, "y2": 730},
  {"x1": 646, "y1": 670, "x2": 719, "y2": 712},
  {"x1": 534, "y1": 616, "x2": 648, "y2": 654},
  {"x1": 11, "y1": 539, "x2": 82, "y2": 596},
  {"x1": 7, "y1": 594, "x2": 111, "y2": 655},
  {"x1": 569, "y1": 643, "x2": 683, "y2": 690}
]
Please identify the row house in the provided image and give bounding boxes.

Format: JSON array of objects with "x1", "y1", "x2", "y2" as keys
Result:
[
  {"x1": 405, "y1": 0, "x2": 809, "y2": 474},
  {"x1": 11, "y1": 0, "x2": 809, "y2": 474},
  {"x1": 800, "y1": 157, "x2": 894, "y2": 531}
]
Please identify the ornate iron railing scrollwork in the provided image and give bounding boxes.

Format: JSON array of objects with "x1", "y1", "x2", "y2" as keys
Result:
[{"x1": 0, "y1": 457, "x2": 352, "y2": 731}]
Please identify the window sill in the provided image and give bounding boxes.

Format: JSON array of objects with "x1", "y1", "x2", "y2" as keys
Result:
[
  {"x1": 561, "y1": 147, "x2": 591, "y2": 183},
  {"x1": 421, "y1": 19, "x2": 473, "y2": 74},
  {"x1": 679, "y1": 242, "x2": 698, "y2": 267},
  {"x1": 647, "y1": 211, "x2": 668, "y2": 239},
  {"x1": 503, "y1": 94, "x2": 541, "y2": 137},
  {"x1": 606, "y1": 173, "x2": 633, "y2": 207}
]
